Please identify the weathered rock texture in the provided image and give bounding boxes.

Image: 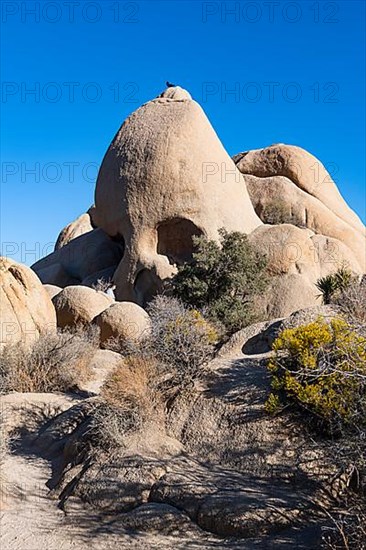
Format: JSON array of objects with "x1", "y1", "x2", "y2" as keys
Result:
[
  {"x1": 0, "y1": 257, "x2": 56, "y2": 347},
  {"x1": 93, "y1": 86, "x2": 262, "y2": 305},
  {"x1": 219, "y1": 304, "x2": 339, "y2": 357},
  {"x1": 31, "y1": 356, "x2": 329, "y2": 545},
  {"x1": 30, "y1": 90, "x2": 365, "y2": 319},
  {"x1": 247, "y1": 223, "x2": 363, "y2": 317},
  {"x1": 52, "y1": 285, "x2": 112, "y2": 328},
  {"x1": 43, "y1": 284, "x2": 62, "y2": 300}
]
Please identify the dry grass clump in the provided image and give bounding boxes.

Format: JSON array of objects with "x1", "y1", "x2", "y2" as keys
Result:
[
  {"x1": 95, "y1": 355, "x2": 164, "y2": 450},
  {"x1": 101, "y1": 355, "x2": 161, "y2": 414},
  {"x1": 0, "y1": 410, "x2": 7, "y2": 493},
  {"x1": 102, "y1": 334, "x2": 141, "y2": 356},
  {"x1": 106, "y1": 296, "x2": 217, "y2": 387},
  {"x1": 92, "y1": 297, "x2": 216, "y2": 450},
  {"x1": 0, "y1": 326, "x2": 99, "y2": 394}
]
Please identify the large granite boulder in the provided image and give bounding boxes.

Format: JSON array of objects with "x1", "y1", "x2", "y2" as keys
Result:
[
  {"x1": 93, "y1": 86, "x2": 262, "y2": 306},
  {"x1": 234, "y1": 144, "x2": 365, "y2": 271},
  {"x1": 93, "y1": 301, "x2": 151, "y2": 347}
]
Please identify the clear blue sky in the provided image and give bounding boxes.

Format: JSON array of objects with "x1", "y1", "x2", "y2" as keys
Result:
[{"x1": 1, "y1": 0, "x2": 365, "y2": 265}]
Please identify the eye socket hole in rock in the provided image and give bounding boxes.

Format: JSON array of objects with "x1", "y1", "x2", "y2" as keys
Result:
[{"x1": 157, "y1": 218, "x2": 204, "y2": 266}]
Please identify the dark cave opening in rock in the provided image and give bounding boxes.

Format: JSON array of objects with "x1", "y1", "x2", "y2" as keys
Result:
[{"x1": 156, "y1": 218, "x2": 204, "y2": 266}]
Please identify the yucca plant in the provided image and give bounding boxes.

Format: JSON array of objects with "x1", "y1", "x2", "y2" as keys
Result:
[
  {"x1": 316, "y1": 266, "x2": 353, "y2": 305},
  {"x1": 316, "y1": 275, "x2": 338, "y2": 304}
]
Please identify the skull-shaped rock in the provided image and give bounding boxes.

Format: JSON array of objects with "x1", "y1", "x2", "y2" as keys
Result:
[{"x1": 94, "y1": 87, "x2": 262, "y2": 306}]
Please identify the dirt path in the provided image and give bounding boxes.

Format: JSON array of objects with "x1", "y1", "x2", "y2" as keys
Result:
[
  {"x1": 1, "y1": 449, "x2": 80, "y2": 550},
  {"x1": 0, "y1": 447, "x2": 236, "y2": 550},
  {"x1": 0, "y1": 392, "x2": 228, "y2": 550}
]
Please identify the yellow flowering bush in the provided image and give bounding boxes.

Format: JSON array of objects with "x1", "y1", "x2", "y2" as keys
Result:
[{"x1": 266, "y1": 317, "x2": 366, "y2": 432}]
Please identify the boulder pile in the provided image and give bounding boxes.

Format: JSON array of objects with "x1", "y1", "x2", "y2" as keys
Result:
[{"x1": 29, "y1": 86, "x2": 364, "y2": 317}]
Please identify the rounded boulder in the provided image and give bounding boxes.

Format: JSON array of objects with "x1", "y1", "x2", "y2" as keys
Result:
[
  {"x1": 93, "y1": 302, "x2": 151, "y2": 347},
  {"x1": 52, "y1": 285, "x2": 113, "y2": 328}
]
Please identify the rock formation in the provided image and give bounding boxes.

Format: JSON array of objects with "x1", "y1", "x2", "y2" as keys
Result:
[
  {"x1": 234, "y1": 144, "x2": 364, "y2": 232},
  {"x1": 33, "y1": 227, "x2": 123, "y2": 288},
  {"x1": 43, "y1": 284, "x2": 62, "y2": 300},
  {"x1": 0, "y1": 257, "x2": 56, "y2": 347},
  {"x1": 93, "y1": 86, "x2": 262, "y2": 305},
  {"x1": 30, "y1": 87, "x2": 365, "y2": 317},
  {"x1": 54, "y1": 211, "x2": 94, "y2": 250},
  {"x1": 248, "y1": 223, "x2": 363, "y2": 317},
  {"x1": 234, "y1": 144, "x2": 365, "y2": 270}
]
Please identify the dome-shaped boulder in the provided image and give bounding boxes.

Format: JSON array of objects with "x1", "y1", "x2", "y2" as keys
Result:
[
  {"x1": 94, "y1": 86, "x2": 262, "y2": 305},
  {"x1": 55, "y1": 212, "x2": 94, "y2": 250},
  {"x1": 0, "y1": 257, "x2": 56, "y2": 347},
  {"x1": 234, "y1": 144, "x2": 364, "y2": 235}
]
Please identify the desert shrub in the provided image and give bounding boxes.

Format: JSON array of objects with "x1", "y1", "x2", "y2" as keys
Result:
[
  {"x1": 94, "y1": 297, "x2": 217, "y2": 450},
  {"x1": 322, "y1": 504, "x2": 366, "y2": 550},
  {"x1": 266, "y1": 318, "x2": 366, "y2": 435},
  {"x1": 261, "y1": 199, "x2": 303, "y2": 227},
  {"x1": 101, "y1": 355, "x2": 161, "y2": 413},
  {"x1": 170, "y1": 229, "x2": 268, "y2": 336},
  {"x1": 100, "y1": 297, "x2": 216, "y2": 413},
  {"x1": 316, "y1": 266, "x2": 354, "y2": 305},
  {"x1": 0, "y1": 326, "x2": 99, "y2": 394},
  {"x1": 267, "y1": 315, "x2": 366, "y2": 547},
  {"x1": 332, "y1": 275, "x2": 366, "y2": 328},
  {"x1": 101, "y1": 334, "x2": 141, "y2": 356},
  {"x1": 146, "y1": 295, "x2": 218, "y2": 384}
]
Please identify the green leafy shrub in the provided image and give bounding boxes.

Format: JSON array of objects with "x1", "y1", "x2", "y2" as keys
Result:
[
  {"x1": 170, "y1": 229, "x2": 268, "y2": 336},
  {"x1": 266, "y1": 317, "x2": 366, "y2": 434},
  {"x1": 316, "y1": 266, "x2": 354, "y2": 305}
]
